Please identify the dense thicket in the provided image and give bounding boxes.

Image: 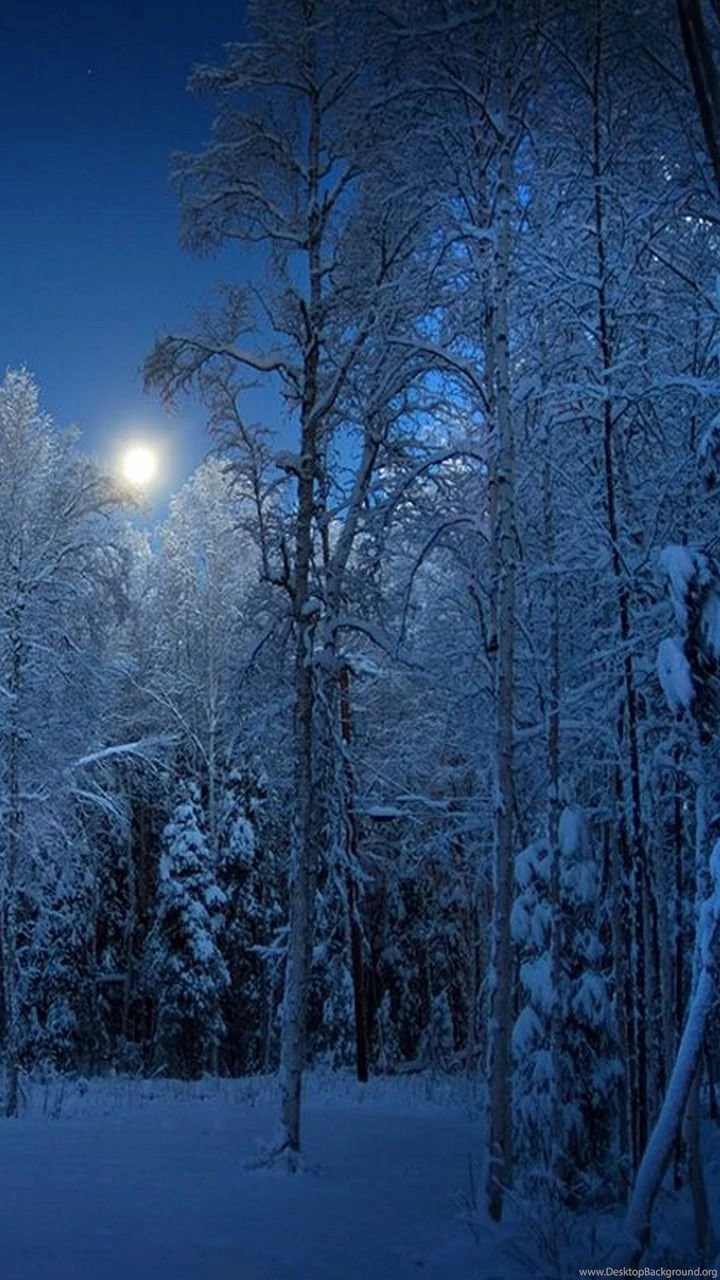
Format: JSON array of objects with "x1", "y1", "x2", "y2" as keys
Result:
[{"x1": 3, "y1": 0, "x2": 720, "y2": 1253}]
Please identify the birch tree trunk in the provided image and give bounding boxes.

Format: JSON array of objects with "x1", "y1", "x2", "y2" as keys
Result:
[
  {"x1": 338, "y1": 665, "x2": 369, "y2": 1084},
  {"x1": 609, "y1": 877, "x2": 720, "y2": 1266},
  {"x1": 143, "y1": 0, "x2": 447, "y2": 1157},
  {"x1": 486, "y1": 0, "x2": 516, "y2": 1221},
  {"x1": 686, "y1": 772, "x2": 715, "y2": 1254}
]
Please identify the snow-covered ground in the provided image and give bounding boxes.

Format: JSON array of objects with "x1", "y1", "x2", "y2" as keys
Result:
[
  {"x1": 0, "y1": 1072, "x2": 491, "y2": 1280},
  {"x1": 2, "y1": 1070, "x2": 718, "y2": 1280}
]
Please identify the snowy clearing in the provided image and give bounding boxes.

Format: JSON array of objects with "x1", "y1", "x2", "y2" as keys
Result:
[
  {"x1": 0, "y1": 1072, "x2": 718, "y2": 1279},
  {"x1": 0, "y1": 1073, "x2": 490, "y2": 1280}
]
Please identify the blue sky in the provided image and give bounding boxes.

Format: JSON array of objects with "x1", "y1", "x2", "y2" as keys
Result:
[{"x1": 0, "y1": 0, "x2": 250, "y2": 502}]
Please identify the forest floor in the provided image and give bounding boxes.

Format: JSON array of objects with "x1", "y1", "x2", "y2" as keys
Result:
[{"x1": 0, "y1": 1071, "x2": 716, "y2": 1280}]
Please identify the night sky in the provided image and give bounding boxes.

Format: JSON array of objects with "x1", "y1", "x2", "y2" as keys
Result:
[{"x1": 0, "y1": 0, "x2": 250, "y2": 502}]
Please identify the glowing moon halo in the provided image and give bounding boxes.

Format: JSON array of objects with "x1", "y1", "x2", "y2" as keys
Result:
[{"x1": 121, "y1": 443, "x2": 158, "y2": 488}]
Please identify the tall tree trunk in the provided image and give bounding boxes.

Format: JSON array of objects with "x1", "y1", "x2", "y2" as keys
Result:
[
  {"x1": 677, "y1": 0, "x2": 720, "y2": 195},
  {"x1": 339, "y1": 666, "x2": 369, "y2": 1084},
  {"x1": 609, "y1": 888, "x2": 720, "y2": 1266},
  {"x1": 612, "y1": 764, "x2": 718, "y2": 1264},
  {"x1": 486, "y1": 0, "x2": 516, "y2": 1221},
  {"x1": 278, "y1": 18, "x2": 323, "y2": 1163},
  {"x1": 3, "y1": 608, "x2": 22, "y2": 1118},
  {"x1": 590, "y1": 0, "x2": 648, "y2": 1167},
  {"x1": 542, "y1": 352, "x2": 564, "y2": 1176},
  {"x1": 686, "y1": 1067, "x2": 713, "y2": 1255},
  {"x1": 279, "y1": 462, "x2": 317, "y2": 1164},
  {"x1": 686, "y1": 770, "x2": 716, "y2": 1254},
  {"x1": 608, "y1": 820, "x2": 630, "y2": 1162}
]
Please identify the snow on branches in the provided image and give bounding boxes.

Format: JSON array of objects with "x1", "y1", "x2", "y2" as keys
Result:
[
  {"x1": 512, "y1": 809, "x2": 618, "y2": 1200},
  {"x1": 658, "y1": 545, "x2": 720, "y2": 739}
]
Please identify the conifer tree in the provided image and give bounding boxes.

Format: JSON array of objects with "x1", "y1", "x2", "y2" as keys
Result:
[{"x1": 145, "y1": 789, "x2": 229, "y2": 1078}]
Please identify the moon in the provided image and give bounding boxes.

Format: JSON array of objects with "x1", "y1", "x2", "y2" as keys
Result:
[{"x1": 121, "y1": 443, "x2": 158, "y2": 488}]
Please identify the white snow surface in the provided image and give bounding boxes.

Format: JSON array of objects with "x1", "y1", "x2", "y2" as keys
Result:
[
  {"x1": 515, "y1": 841, "x2": 550, "y2": 889},
  {"x1": 657, "y1": 636, "x2": 693, "y2": 713},
  {"x1": 1, "y1": 1071, "x2": 718, "y2": 1278},
  {"x1": 0, "y1": 1072, "x2": 489, "y2": 1280},
  {"x1": 519, "y1": 953, "x2": 555, "y2": 1016},
  {"x1": 512, "y1": 1004, "x2": 543, "y2": 1057},
  {"x1": 510, "y1": 896, "x2": 531, "y2": 944},
  {"x1": 659, "y1": 544, "x2": 720, "y2": 660},
  {"x1": 659, "y1": 544, "x2": 697, "y2": 629},
  {"x1": 558, "y1": 806, "x2": 585, "y2": 860}
]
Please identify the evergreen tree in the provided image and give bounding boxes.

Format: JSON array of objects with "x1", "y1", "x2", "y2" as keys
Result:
[
  {"x1": 145, "y1": 789, "x2": 229, "y2": 1078},
  {"x1": 24, "y1": 847, "x2": 99, "y2": 1073},
  {"x1": 512, "y1": 809, "x2": 619, "y2": 1203},
  {"x1": 216, "y1": 766, "x2": 285, "y2": 1074}
]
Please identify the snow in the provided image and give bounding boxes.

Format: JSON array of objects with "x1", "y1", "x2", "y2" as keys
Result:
[
  {"x1": 558, "y1": 806, "x2": 584, "y2": 859},
  {"x1": 0, "y1": 1057, "x2": 712, "y2": 1280},
  {"x1": 515, "y1": 841, "x2": 549, "y2": 889},
  {"x1": 346, "y1": 654, "x2": 380, "y2": 677},
  {"x1": 273, "y1": 450, "x2": 302, "y2": 474},
  {"x1": 659, "y1": 544, "x2": 720, "y2": 666},
  {"x1": 519, "y1": 954, "x2": 555, "y2": 1015},
  {"x1": 697, "y1": 412, "x2": 720, "y2": 469},
  {"x1": 710, "y1": 838, "x2": 720, "y2": 890},
  {"x1": 562, "y1": 858, "x2": 598, "y2": 906},
  {"x1": 510, "y1": 896, "x2": 530, "y2": 944},
  {"x1": 610, "y1": 869, "x2": 720, "y2": 1269},
  {"x1": 530, "y1": 900, "x2": 552, "y2": 949},
  {"x1": 657, "y1": 636, "x2": 693, "y2": 713},
  {"x1": 0, "y1": 1073, "x2": 488, "y2": 1280},
  {"x1": 702, "y1": 586, "x2": 720, "y2": 658},
  {"x1": 659, "y1": 544, "x2": 697, "y2": 630},
  {"x1": 570, "y1": 970, "x2": 609, "y2": 1026},
  {"x1": 512, "y1": 1004, "x2": 543, "y2": 1056},
  {"x1": 356, "y1": 803, "x2": 405, "y2": 820}
]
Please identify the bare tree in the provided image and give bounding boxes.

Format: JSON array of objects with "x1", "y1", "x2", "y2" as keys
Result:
[{"x1": 146, "y1": 0, "x2": 438, "y2": 1162}]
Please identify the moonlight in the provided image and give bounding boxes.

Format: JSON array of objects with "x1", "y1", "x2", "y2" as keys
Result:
[{"x1": 121, "y1": 442, "x2": 159, "y2": 487}]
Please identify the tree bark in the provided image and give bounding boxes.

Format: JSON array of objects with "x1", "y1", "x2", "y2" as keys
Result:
[
  {"x1": 609, "y1": 895, "x2": 720, "y2": 1267},
  {"x1": 677, "y1": 0, "x2": 720, "y2": 195},
  {"x1": 542, "y1": 333, "x2": 565, "y2": 1177},
  {"x1": 339, "y1": 666, "x2": 369, "y2": 1084},
  {"x1": 279, "y1": 17, "x2": 323, "y2": 1162},
  {"x1": 486, "y1": 0, "x2": 516, "y2": 1221},
  {"x1": 591, "y1": 0, "x2": 648, "y2": 1167},
  {"x1": 686, "y1": 1067, "x2": 714, "y2": 1255},
  {"x1": 3, "y1": 604, "x2": 23, "y2": 1118}
]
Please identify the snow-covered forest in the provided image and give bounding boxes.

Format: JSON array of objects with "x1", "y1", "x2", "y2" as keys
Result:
[{"x1": 5, "y1": 0, "x2": 720, "y2": 1271}]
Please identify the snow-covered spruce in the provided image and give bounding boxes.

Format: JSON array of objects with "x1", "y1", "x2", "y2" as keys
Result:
[
  {"x1": 659, "y1": 545, "x2": 720, "y2": 739},
  {"x1": 144, "y1": 789, "x2": 229, "y2": 1078},
  {"x1": 512, "y1": 809, "x2": 619, "y2": 1200},
  {"x1": 215, "y1": 767, "x2": 285, "y2": 1075}
]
